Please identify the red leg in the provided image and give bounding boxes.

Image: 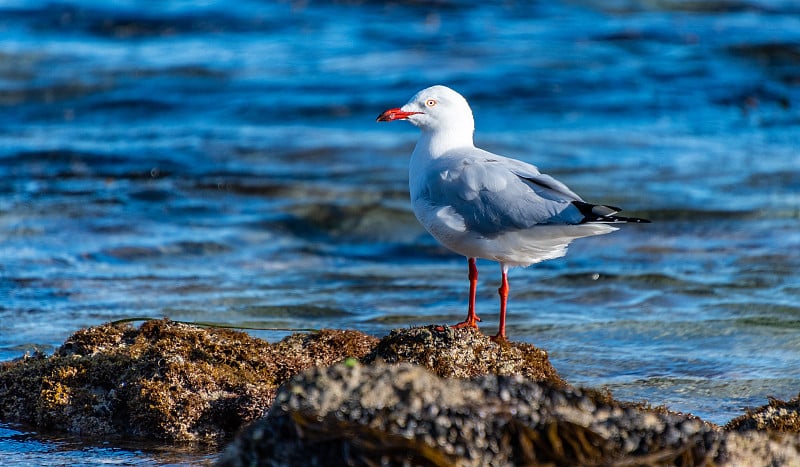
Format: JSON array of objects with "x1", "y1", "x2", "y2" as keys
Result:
[
  {"x1": 493, "y1": 264, "x2": 509, "y2": 340},
  {"x1": 452, "y1": 257, "x2": 481, "y2": 329}
]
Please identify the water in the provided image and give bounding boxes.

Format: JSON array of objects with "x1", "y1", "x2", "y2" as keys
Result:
[{"x1": 2, "y1": 0, "x2": 799, "y2": 463}]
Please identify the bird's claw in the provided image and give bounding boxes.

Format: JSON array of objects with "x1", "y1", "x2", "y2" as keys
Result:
[{"x1": 451, "y1": 314, "x2": 481, "y2": 329}]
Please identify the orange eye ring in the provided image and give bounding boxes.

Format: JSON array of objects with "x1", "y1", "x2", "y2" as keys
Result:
[{"x1": 425, "y1": 99, "x2": 437, "y2": 107}]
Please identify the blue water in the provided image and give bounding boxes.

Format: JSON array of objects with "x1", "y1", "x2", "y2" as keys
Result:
[{"x1": 2, "y1": 0, "x2": 799, "y2": 463}]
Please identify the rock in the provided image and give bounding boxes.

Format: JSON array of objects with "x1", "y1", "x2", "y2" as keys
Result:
[
  {"x1": 217, "y1": 362, "x2": 800, "y2": 467},
  {"x1": 364, "y1": 325, "x2": 563, "y2": 384},
  {"x1": 6, "y1": 320, "x2": 798, "y2": 464},
  {"x1": 0, "y1": 319, "x2": 377, "y2": 443},
  {"x1": 726, "y1": 394, "x2": 800, "y2": 433},
  {"x1": 0, "y1": 322, "x2": 562, "y2": 444}
]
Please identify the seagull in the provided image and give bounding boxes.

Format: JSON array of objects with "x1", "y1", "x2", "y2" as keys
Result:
[{"x1": 377, "y1": 85, "x2": 650, "y2": 340}]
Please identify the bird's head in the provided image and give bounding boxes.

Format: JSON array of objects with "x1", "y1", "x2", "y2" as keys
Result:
[{"x1": 377, "y1": 85, "x2": 475, "y2": 137}]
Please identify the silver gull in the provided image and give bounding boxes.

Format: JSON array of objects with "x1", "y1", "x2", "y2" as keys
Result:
[{"x1": 377, "y1": 85, "x2": 650, "y2": 340}]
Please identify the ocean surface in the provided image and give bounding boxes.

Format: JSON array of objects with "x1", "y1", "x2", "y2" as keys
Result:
[{"x1": 1, "y1": 0, "x2": 799, "y2": 464}]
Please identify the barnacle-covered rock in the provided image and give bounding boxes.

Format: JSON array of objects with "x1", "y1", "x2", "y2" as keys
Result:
[
  {"x1": 726, "y1": 394, "x2": 800, "y2": 433},
  {"x1": 218, "y1": 362, "x2": 800, "y2": 467},
  {"x1": 364, "y1": 324, "x2": 563, "y2": 383}
]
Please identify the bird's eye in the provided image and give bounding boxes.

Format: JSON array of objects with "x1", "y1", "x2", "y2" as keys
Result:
[{"x1": 425, "y1": 99, "x2": 437, "y2": 107}]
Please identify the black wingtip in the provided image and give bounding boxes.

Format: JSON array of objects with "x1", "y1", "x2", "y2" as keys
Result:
[
  {"x1": 621, "y1": 217, "x2": 652, "y2": 224},
  {"x1": 572, "y1": 201, "x2": 651, "y2": 224}
]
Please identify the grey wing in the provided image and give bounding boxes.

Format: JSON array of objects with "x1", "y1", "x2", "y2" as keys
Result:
[
  {"x1": 501, "y1": 158, "x2": 585, "y2": 202},
  {"x1": 424, "y1": 153, "x2": 587, "y2": 236}
]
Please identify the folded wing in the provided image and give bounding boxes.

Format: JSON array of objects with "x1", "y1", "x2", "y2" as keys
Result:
[{"x1": 420, "y1": 148, "x2": 648, "y2": 236}]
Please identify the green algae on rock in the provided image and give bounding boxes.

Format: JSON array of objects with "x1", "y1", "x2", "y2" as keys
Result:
[
  {"x1": 0, "y1": 319, "x2": 377, "y2": 443},
  {"x1": 218, "y1": 362, "x2": 800, "y2": 467},
  {"x1": 364, "y1": 324, "x2": 563, "y2": 384}
]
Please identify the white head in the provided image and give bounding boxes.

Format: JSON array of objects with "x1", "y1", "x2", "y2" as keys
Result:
[{"x1": 377, "y1": 85, "x2": 475, "y2": 142}]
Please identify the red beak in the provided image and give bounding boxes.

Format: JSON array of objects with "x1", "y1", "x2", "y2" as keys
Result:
[{"x1": 376, "y1": 108, "x2": 422, "y2": 122}]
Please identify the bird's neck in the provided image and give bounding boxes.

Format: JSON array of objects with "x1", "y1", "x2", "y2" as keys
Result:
[
  {"x1": 408, "y1": 129, "x2": 474, "y2": 200},
  {"x1": 414, "y1": 128, "x2": 474, "y2": 159}
]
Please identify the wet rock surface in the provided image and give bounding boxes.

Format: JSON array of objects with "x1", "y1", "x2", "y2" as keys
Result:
[{"x1": 218, "y1": 362, "x2": 800, "y2": 467}]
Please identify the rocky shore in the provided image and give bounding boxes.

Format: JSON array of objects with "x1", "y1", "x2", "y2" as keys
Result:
[{"x1": 1, "y1": 319, "x2": 798, "y2": 465}]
